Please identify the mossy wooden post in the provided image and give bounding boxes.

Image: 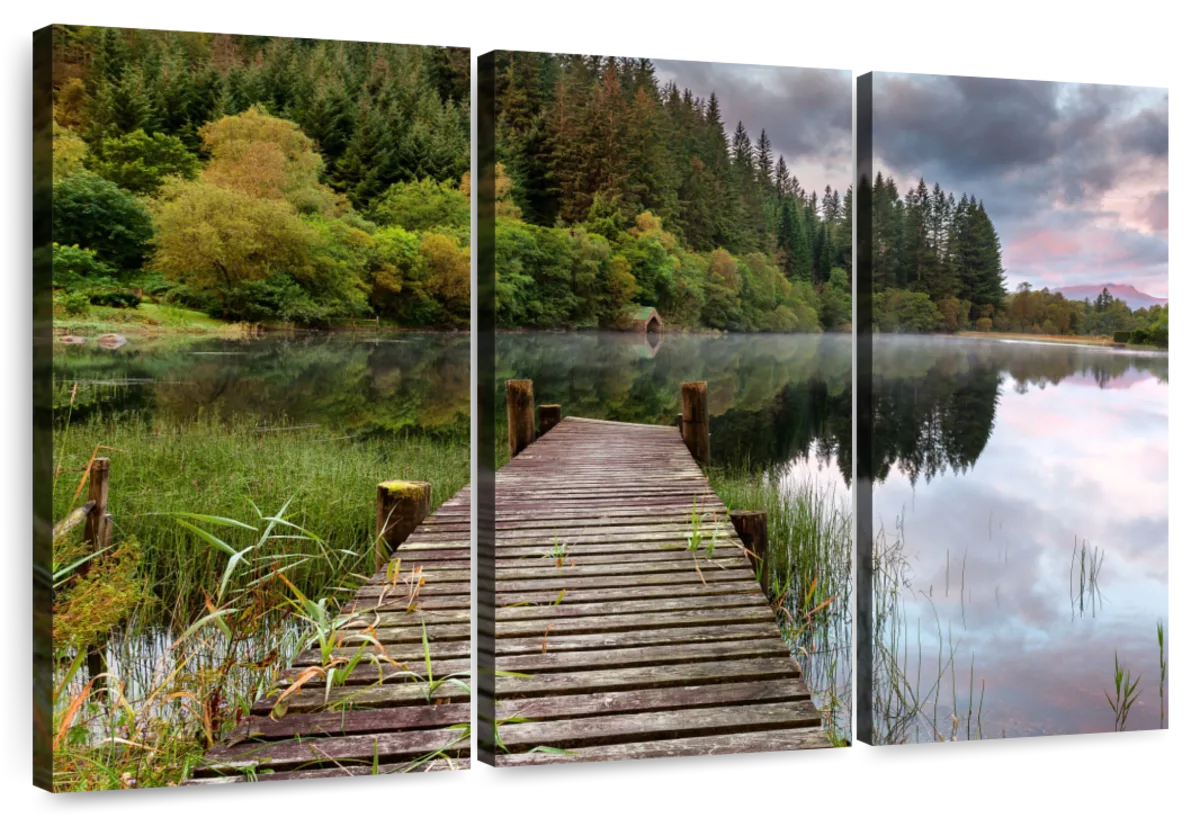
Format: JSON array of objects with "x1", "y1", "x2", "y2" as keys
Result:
[
  {"x1": 731, "y1": 510, "x2": 769, "y2": 597},
  {"x1": 83, "y1": 457, "x2": 110, "y2": 550},
  {"x1": 538, "y1": 404, "x2": 561, "y2": 437},
  {"x1": 507, "y1": 379, "x2": 535, "y2": 457},
  {"x1": 680, "y1": 381, "x2": 710, "y2": 464},
  {"x1": 375, "y1": 481, "x2": 432, "y2": 571}
]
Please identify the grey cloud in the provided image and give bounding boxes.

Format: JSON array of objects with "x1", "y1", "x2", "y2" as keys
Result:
[
  {"x1": 621, "y1": 65, "x2": 1166, "y2": 293},
  {"x1": 1119, "y1": 101, "x2": 1169, "y2": 157},
  {"x1": 653, "y1": 59, "x2": 851, "y2": 192}
]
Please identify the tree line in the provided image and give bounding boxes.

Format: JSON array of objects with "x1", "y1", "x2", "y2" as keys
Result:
[
  {"x1": 492, "y1": 52, "x2": 851, "y2": 332},
  {"x1": 50, "y1": 26, "x2": 470, "y2": 328},
  {"x1": 869, "y1": 172, "x2": 1168, "y2": 346}
]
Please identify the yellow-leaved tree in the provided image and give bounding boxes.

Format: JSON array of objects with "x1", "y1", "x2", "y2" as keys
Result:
[
  {"x1": 199, "y1": 105, "x2": 345, "y2": 216},
  {"x1": 419, "y1": 233, "x2": 470, "y2": 323},
  {"x1": 151, "y1": 179, "x2": 314, "y2": 295}
]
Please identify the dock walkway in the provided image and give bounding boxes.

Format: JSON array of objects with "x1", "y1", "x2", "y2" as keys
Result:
[
  {"x1": 488, "y1": 415, "x2": 830, "y2": 764},
  {"x1": 189, "y1": 397, "x2": 830, "y2": 779}
]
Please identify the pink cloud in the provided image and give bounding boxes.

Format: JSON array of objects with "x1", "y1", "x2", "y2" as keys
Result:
[
  {"x1": 1141, "y1": 190, "x2": 1168, "y2": 235},
  {"x1": 1007, "y1": 230, "x2": 1083, "y2": 266}
]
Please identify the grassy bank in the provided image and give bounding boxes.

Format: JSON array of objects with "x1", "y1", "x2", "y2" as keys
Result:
[
  {"x1": 54, "y1": 302, "x2": 243, "y2": 336},
  {"x1": 955, "y1": 331, "x2": 1116, "y2": 347},
  {"x1": 52, "y1": 412, "x2": 468, "y2": 789},
  {"x1": 54, "y1": 413, "x2": 468, "y2": 622},
  {"x1": 55, "y1": 302, "x2": 471, "y2": 339}
]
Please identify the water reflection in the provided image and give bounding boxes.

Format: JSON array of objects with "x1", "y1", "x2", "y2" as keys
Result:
[
  {"x1": 871, "y1": 337, "x2": 1168, "y2": 741},
  {"x1": 53, "y1": 332, "x2": 471, "y2": 439},
  {"x1": 506, "y1": 328, "x2": 1171, "y2": 738}
]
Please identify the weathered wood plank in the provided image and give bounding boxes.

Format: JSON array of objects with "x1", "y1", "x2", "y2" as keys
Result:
[
  {"x1": 495, "y1": 702, "x2": 813, "y2": 752},
  {"x1": 495, "y1": 728, "x2": 830, "y2": 765},
  {"x1": 496, "y1": 679, "x2": 810, "y2": 722}
]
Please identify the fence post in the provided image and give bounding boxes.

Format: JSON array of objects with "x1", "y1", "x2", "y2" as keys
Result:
[
  {"x1": 731, "y1": 509, "x2": 769, "y2": 598},
  {"x1": 83, "y1": 457, "x2": 110, "y2": 549},
  {"x1": 538, "y1": 404, "x2": 561, "y2": 437},
  {"x1": 82, "y1": 457, "x2": 112, "y2": 689},
  {"x1": 680, "y1": 381, "x2": 710, "y2": 464},
  {"x1": 375, "y1": 481, "x2": 432, "y2": 571},
  {"x1": 507, "y1": 379, "x2": 535, "y2": 458}
]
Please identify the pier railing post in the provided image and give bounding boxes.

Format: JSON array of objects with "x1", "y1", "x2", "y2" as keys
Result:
[
  {"x1": 375, "y1": 481, "x2": 432, "y2": 571},
  {"x1": 538, "y1": 404, "x2": 561, "y2": 437},
  {"x1": 507, "y1": 379, "x2": 535, "y2": 458},
  {"x1": 674, "y1": 413, "x2": 683, "y2": 435},
  {"x1": 680, "y1": 381, "x2": 710, "y2": 464},
  {"x1": 731, "y1": 509, "x2": 770, "y2": 598}
]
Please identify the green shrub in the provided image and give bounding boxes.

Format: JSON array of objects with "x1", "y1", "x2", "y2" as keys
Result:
[
  {"x1": 159, "y1": 283, "x2": 222, "y2": 316},
  {"x1": 127, "y1": 272, "x2": 174, "y2": 297},
  {"x1": 224, "y1": 273, "x2": 333, "y2": 326},
  {"x1": 60, "y1": 291, "x2": 91, "y2": 316},
  {"x1": 53, "y1": 171, "x2": 154, "y2": 273},
  {"x1": 88, "y1": 289, "x2": 142, "y2": 308},
  {"x1": 1113, "y1": 330, "x2": 1131, "y2": 343},
  {"x1": 52, "y1": 243, "x2": 117, "y2": 289}
]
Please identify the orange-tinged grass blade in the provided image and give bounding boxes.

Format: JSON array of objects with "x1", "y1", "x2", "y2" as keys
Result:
[{"x1": 54, "y1": 676, "x2": 96, "y2": 751}]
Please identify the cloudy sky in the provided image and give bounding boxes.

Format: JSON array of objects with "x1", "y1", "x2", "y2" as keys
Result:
[{"x1": 873, "y1": 73, "x2": 1169, "y2": 296}]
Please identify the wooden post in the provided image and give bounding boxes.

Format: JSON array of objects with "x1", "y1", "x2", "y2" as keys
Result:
[
  {"x1": 507, "y1": 379, "x2": 535, "y2": 458},
  {"x1": 83, "y1": 457, "x2": 110, "y2": 549},
  {"x1": 538, "y1": 404, "x2": 561, "y2": 437},
  {"x1": 680, "y1": 381, "x2": 710, "y2": 464},
  {"x1": 83, "y1": 457, "x2": 112, "y2": 691},
  {"x1": 674, "y1": 413, "x2": 683, "y2": 435},
  {"x1": 731, "y1": 510, "x2": 769, "y2": 597},
  {"x1": 86, "y1": 646, "x2": 108, "y2": 687},
  {"x1": 375, "y1": 481, "x2": 432, "y2": 571}
]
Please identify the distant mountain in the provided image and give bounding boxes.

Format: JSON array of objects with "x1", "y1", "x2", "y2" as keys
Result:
[{"x1": 1052, "y1": 283, "x2": 1168, "y2": 310}]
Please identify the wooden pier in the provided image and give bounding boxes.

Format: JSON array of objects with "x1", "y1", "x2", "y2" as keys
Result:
[
  {"x1": 187, "y1": 378, "x2": 829, "y2": 781},
  {"x1": 486, "y1": 384, "x2": 830, "y2": 764}
]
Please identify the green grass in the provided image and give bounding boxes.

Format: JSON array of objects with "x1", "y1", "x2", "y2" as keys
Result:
[
  {"x1": 709, "y1": 467, "x2": 852, "y2": 745},
  {"x1": 54, "y1": 412, "x2": 468, "y2": 626},
  {"x1": 709, "y1": 468, "x2": 850, "y2": 611},
  {"x1": 55, "y1": 302, "x2": 236, "y2": 336}
]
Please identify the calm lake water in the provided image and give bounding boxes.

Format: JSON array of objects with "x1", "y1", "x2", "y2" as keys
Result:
[
  {"x1": 496, "y1": 328, "x2": 1171, "y2": 738},
  {"x1": 61, "y1": 331, "x2": 1160, "y2": 741},
  {"x1": 53, "y1": 331, "x2": 471, "y2": 437}
]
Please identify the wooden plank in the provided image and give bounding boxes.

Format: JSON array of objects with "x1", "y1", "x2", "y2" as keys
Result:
[
  {"x1": 496, "y1": 728, "x2": 829, "y2": 765},
  {"x1": 186, "y1": 757, "x2": 468, "y2": 783},
  {"x1": 495, "y1": 702, "x2": 813, "y2": 753},
  {"x1": 201, "y1": 728, "x2": 469, "y2": 773},
  {"x1": 496, "y1": 640, "x2": 792, "y2": 674},
  {"x1": 228, "y1": 703, "x2": 471, "y2": 741},
  {"x1": 494, "y1": 657, "x2": 803, "y2": 698},
  {"x1": 496, "y1": 679, "x2": 810, "y2": 721}
]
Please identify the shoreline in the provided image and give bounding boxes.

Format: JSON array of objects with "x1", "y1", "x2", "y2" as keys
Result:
[
  {"x1": 953, "y1": 330, "x2": 1166, "y2": 352},
  {"x1": 53, "y1": 316, "x2": 469, "y2": 340},
  {"x1": 57, "y1": 320, "x2": 1161, "y2": 350}
]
